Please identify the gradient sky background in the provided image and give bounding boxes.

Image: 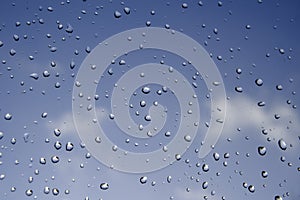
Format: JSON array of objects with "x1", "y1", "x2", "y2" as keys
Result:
[{"x1": 0, "y1": 0, "x2": 299, "y2": 199}]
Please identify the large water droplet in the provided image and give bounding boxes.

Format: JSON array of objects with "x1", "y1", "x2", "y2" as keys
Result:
[{"x1": 278, "y1": 139, "x2": 287, "y2": 151}]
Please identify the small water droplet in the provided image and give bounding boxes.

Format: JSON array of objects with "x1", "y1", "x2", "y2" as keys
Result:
[
  {"x1": 4, "y1": 113, "x2": 13, "y2": 120},
  {"x1": 184, "y1": 135, "x2": 192, "y2": 142},
  {"x1": 167, "y1": 176, "x2": 172, "y2": 183},
  {"x1": 114, "y1": 11, "x2": 122, "y2": 18},
  {"x1": 0, "y1": 132, "x2": 3, "y2": 140},
  {"x1": 52, "y1": 188, "x2": 59, "y2": 195},
  {"x1": 276, "y1": 85, "x2": 283, "y2": 90},
  {"x1": 258, "y1": 146, "x2": 267, "y2": 156},
  {"x1": 25, "y1": 189, "x2": 33, "y2": 196},
  {"x1": 142, "y1": 86, "x2": 151, "y2": 94},
  {"x1": 51, "y1": 156, "x2": 59, "y2": 163},
  {"x1": 255, "y1": 78, "x2": 263, "y2": 86},
  {"x1": 41, "y1": 112, "x2": 48, "y2": 118},
  {"x1": 235, "y1": 86, "x2": 243, "y2": 93},
  {"x1": 175, "y1": 154, "x2": 181, "y2": 161},
  {"x1": 261, "y1": 170, "x2": 268, "y2": 178},
  {"x1": 100, "y1": 183, "x2": 109, "y2": 190},
  {"x1": 54, "y1": 129, "x2": 61, "y2": 137},
  {"x1": 54, "y1": 141, "x2": 62, "y2": 150},
  {"x1": 40, "y1": 157, "x2": 46, "y2": 164},
  {"x1": 124, "y1": 7, "x2": 130, "y2": 15},
  {"x1": 182, "y1": 3, "x2": 188, "y2": 8},
  {"x1": 95, "y1": 136, "x2": 101, "y2": 143},
  {"x1": 274, "y1": 195, "x2": 282, "y2": 200},
  {"x1": 140, "y1": 176, "x2": 147, "y2": 184}
]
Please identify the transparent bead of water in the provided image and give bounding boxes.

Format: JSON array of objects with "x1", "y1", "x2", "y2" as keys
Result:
[
  {"x1": 100, "y1": 183, "x2": 109, "y2": 190},
  {"x1": 140, "y1": 176, "x2": 147, "y2": 184},
  {"x1": 258, "y1": 146, "x2": 267, "y2": 156}
]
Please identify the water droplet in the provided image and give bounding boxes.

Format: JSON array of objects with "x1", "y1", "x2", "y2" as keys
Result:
[
  {"x1": 43, "y1": 70, "x2": 50, "y2": 77},
  {"x1": 41, "y1": 112, "x2": 48, "y2": 118},
  {"x1": 66, "y1": 142, "x2": 74, "y2": 151},
  {"x1": 124, "y1": 7, "x2": 130, "y2": 15},
  {"x1": 119, "y1": 59, "x2": 126, "y2": 65},
  {"x1": 202, "y1": 164, "x2": 209, "y2": 172},
  {"x1": 236, "y1": 68, "x2": 242, "y2": 74},
  {"x1": 114, "y1": 11, "x2": 121, "y2": 18},
  {"x1": 65, "y1": 24, "x2": 73, "y2": 33},
  {"x1": 0, "y1": 174, "x2": 5, "y2": 180},
  {"x1": 278, "y1": 139, "x2": 287, "y2": 151},
  {"x1": 235, "y1": 86, "x2": 243, "y2": 93},
  {"x1": 11, "y1": 137, "x2": 16, "y2": 144},
  {"x1": 0, "y1": 132, "x2": 3, "y2": 140},
  {"x1": 182, "y1": 3, "x2": 188, "y2": 8},
  {"x1": 52, "y1": 188, "x2": 59, "y2": 195},
  {"x1": 202, "y1": 181, "x2": 208, "y2": 189},
  {"x1": 175, "y1": 154, "x2": 181, "y2": 161},
  {"x1": 257, "y1": 101, "x2": 265, "y2": 107},
  {"x1": 142, "y1": 86, "x2": 150, "y2": 94},
  {"x1": 184, "y1": 135, "x2": 192, "y2": 142},
  {"x1": 144, "y1": 115, "x2": 151, "y2": 121},
  {"x1": 167, "y1": 176, "x2": 172, "y2": 183},
  {"x1": 51, "y1": 156, "x2": 59, "y2": 163},
  {"x1": 4, "y1": 113, "x2": 12, "y2": 120},
  {"x1": 258, "y1": 146, "x2": 267, "y2": 156},
  {"x1": 25, "y1": 189, "x2": 33, "y2": 196},
  {"x1": 255, "y1": 78, "x2": 263, "y2": 86},
  {"x1": 274, "y1": 195, "x2": 282, "y2": 200},
  {"x1": 245, "y1": 25, "x2": 251, "y2": 29},
  {"x1": 100, "y1": 183, "x2": 109, "y2": 190},
  {"x1": 54, "y1": 129, "x2": 61, "y2": 137},
  {"x1": 213, "y1": 152, "x2": 220, "y2": 161},
  {"x1": 276, "y1": 85, "x2": 283, "y2": 90},
  {"x1": 261, "y1": 171, "x2": 268, "y2": 178},
  {"x1": 70, "y1": 61, "x2": 75, "y2": 69},
  {"x1": 140, "y1": 176, "x2": 147, "y2": 184},
  {"x1": 30, "y1": 73, "x2": 39, "y2": 80},
  {"x1": 279, "y1": 48, "x2": 285, "y2": 54},
  {"x1": 23, "y1": 133, "x2": 30, "y2": 143},
  {"x1": 40, "y1": 157, "x2": 46, "y2": 164},
  {"x1": 54, "y1": 141, "x2": 62, "y2": 150},
  {"x1": 140, "y1": 100, "x2": 146, "y2": 107},
  {"x1": 248, "y1": 185, "x2": 255, "y2": 193},
  {"x1": 95, "y1": 136, "x2": 101, "y2": 143}
]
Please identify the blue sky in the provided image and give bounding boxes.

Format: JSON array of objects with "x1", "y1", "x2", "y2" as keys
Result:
[{"x1": 0, "y1": 0, "x2": 299, "y2": 199}]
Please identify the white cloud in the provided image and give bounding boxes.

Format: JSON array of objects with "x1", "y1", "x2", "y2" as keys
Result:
[{"x1": 221, "y1": 95, "x2": 299, "y2": 151}]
